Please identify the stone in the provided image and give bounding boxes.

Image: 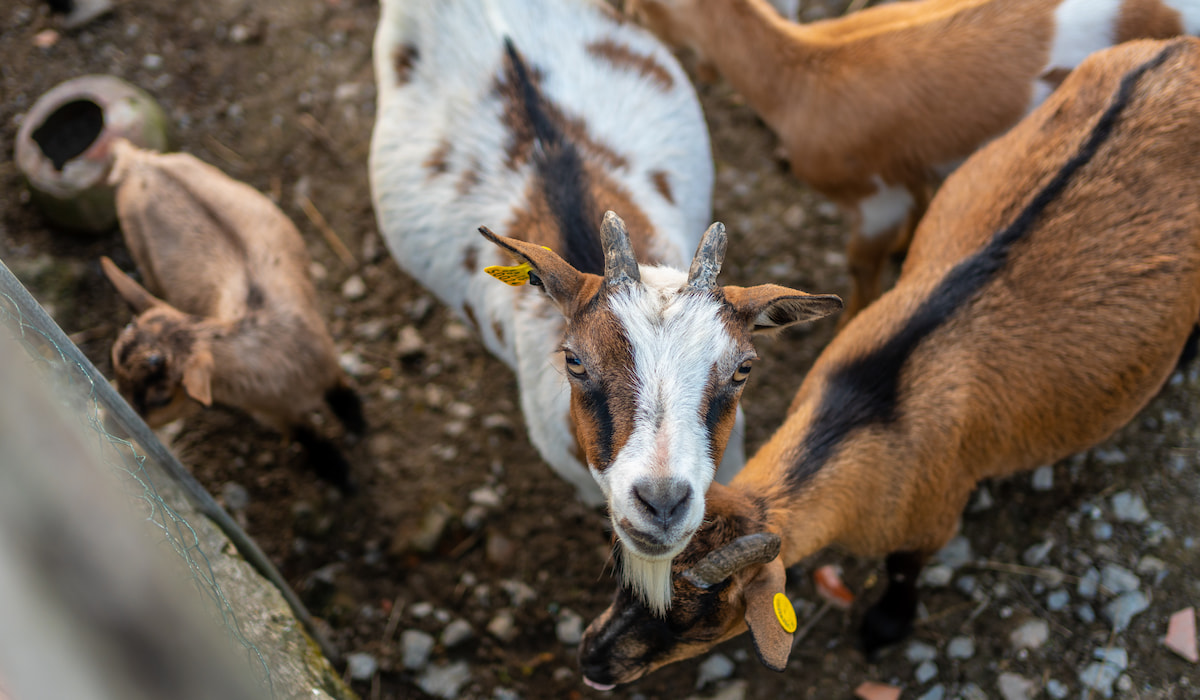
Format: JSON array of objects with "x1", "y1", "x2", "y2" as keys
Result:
[
  {"x1": 500, "y1": 580, "x2": 537, "y2": 607},
  {"x1": 1091, "y1": 521, "x2": 1114, "y2": 541},
  {"x1": 396, "y1": 326, "x2": 425, "y2": 358},
  {"x1": 1164, "y1": 607, "x2": 1199, "y2": 663},
  {"x1": 1080, "y1": 662, "x2": 1121, "y2": 698},
  {"x1": 1100, "y1": 564, "x2": 1140, "y2": 595},
  {"x1": 441, "y1": 619, "x2": 473, "y2": 648},
  {"x1": 346, "y1": 652, "x2": 378, "y2": 681},
  {"x1": 920, "y1": 564, "x2": 954, "y2": 587},
  {"x1": 1022, "y1": 540, "x2": 1054, "y2": 566},
  {"x1": 493, "y1": 689, "x2": 520, "y2": 700},
  {"x1": 916, "y1": 686, "x2": 945, "y2": 700},
  {"x1": 1009, "y1": 619, "x2": 1049, "y2": 651},
  {"x1": 936, "y1": 536, "x2": 974, "y2": 570},
  {"x1": 1104, "y1": 591, "x2": 1149, "y2": 632},
  {"x1": 1077, "y1": 604, "x2": 1096, "y2": 624},
  {"x1": 1093, "y1": 646, "x2": 1128, "y2": 671},
  {"x1": 1111, "y1": 491, "x2": 1149, "y2": 523},
  {"x1": 486, "y1": 532, "x2": 515, "y2": 565},
  {"x1": 1046, "y1": 590, "x2": 1070, "y2": 612},
  {"x1": 1077, "y1": 568, "x2": 1100, "y2": 599},
  {"x1": 556, "y1": 609, "x2": 584, "y2": 646},
  {"x1": 469, "y1": 485, "x2": 503, "y2": 508},
  {"x1": 401, "y1": 629, "x2": 435, "y2": 670},
  {"x1": 915, "y1": 660, "x2": 938, "y2": 684},
  {"x1": 417, "y1": 662, "x2": 472, "y2": 699},
  {"x1": 409, "y1": 601, "x2": 434, "y2": 618},
  {"x1": 221, "y1": 481, "x2": 249, "y2": 512},
  {"x1": 958, "y1": 683, "x2": 988, "y2": 700},
  {"x1": 969, "y1": 486, "x2": 994, "y2": 512},
  {"x1": 695, "y1": 653, "x2": 735, "y2": 689},
  {"x1": 1031, "y1": 465, "x2": 1054, "y2": 491},
  {"x1": 487, "y1": 611, "x2": 518, "y2": 641},
  {"x1": 997, "y1": 672, "x2": 1035, "y2": 700},
  {"x1": 947, "y1": 636, "x2": 975, "y2": 660},
  {"x1": 341, "y1": 274, "x2": 366, "y2": 300},
  {"x1": 905, "y1": 641, "x2": 938, "y2": 663},
  {"x1": 956, "y1": 575, "x2": 978, "y2": 596},
  {"x1": 1045, "y1": 679, "x2": 1068, "y2": 699}
]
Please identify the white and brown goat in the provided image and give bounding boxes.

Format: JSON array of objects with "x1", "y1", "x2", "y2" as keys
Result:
[
  {"x1": 579, "y1": 37, "x2": 1200, "y2": 686},
  {"x1": 369, "y1": 0, "x2": 842, "y2": 613},
  {"x1": 626, "y1": 0, "x2": 1200, "y2": 321},
  {"x1": 102, "y1": 141, "x2": 364, "y2": 489}
]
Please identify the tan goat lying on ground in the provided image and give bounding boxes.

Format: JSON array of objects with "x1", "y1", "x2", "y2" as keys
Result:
[
  {"x1": 627, "y1": 0, "x2": 1200, "y2": 321},
  {"x1": 101, "y1": 140, "x2": 364, "y2": 490},
  {"x1": 578, "y1": 37, "x2": 1200, "y2": 687}
]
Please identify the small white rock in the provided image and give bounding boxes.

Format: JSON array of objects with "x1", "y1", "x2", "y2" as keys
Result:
[
  {"x1": 409, "y1": 601, "x2": 434, "y2": 618},
  {"x1": 1111, "y1": 491, "x2": 1150, "y2": 523},
  {"x1": 417, "y1": 662, "x2": 472, "y2": 700},
  {"x1": 1099, "y1": 564, "x2": 1140, "y2": 594},
  {"x1": 142, "y1": 53, "x2": 163, "y2": 70},
  {"x1": 396, "y1": 326, "x2": 425, "y2": 358},
  {"x1": 1103, "y1": 591, "x2": 1149, "y2": 632},
  {"x1": 1022, "y1": 540, "x2": 1054, "y2": 566},
  {"x1": 401, "y1": 629, "x2": 435, "y2": 670},
  {"x1": 346, "y1": 652, "x2": 378, "y2": 681},
  {"x1": 695, "y1": 653, "x2": 735, "y2": 689},
  {"x1": 947, "y1": 635, "x2": 975, "y2": 660},
  {"x1": 487, "y1": 610, "x2": 518, "y2": 641},
  {"x1": 916, "y1": 685, "x2": 945, "y2": 700},
  {"x1": 997, "y1": 672, "x2": 1035, "y2": 700},
  {"x1": 936, "y1": 536, "x2": 974, "y2": 570},
  {"x1": 1009, "y1": 619, "x2": 1049, "y2": 651},
  {"x1": 341, "y1": 274, "x2": 366, "y2": 300},
  {"x1": 1031, "y1": 465, "x2": 1054, "y2": 491},
  {"x1": 906, "y1": 640, "x2": 938, "y2": 663},
  {"x1": 915, "y1": 660, "x2": 938, "y2": 684},
  {"x1": 920, "y1": 564, "x2": 954, "y2": 587},
  {"x1": 1046, "y1": 589, "x2": 1070, "y2": 611},
  {"x1": 1077, "y1": 568, "x2": 1100, "y2": 599},
  {"x1": 440, "y1": 619, "x2": 473, "y2": 648},
  {"x1": 970, "y1": 486, "x2": 995, "y2": 512},
  {"x1": 556, "y1": 609, "x2": 584, "y2": 646}
]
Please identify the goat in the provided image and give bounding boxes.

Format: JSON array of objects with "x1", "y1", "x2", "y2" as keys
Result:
[
  {"x1": 625, "y1": 0, "x2": 1200, "y2": 321},
  {"x1": 101, "y1": 140, "x2": 365, "y2": 490},
  {"x1": 369, "y1": 0, "x2": 842, "y2": 614},
  {"x1": 578, "y1": 37, "x2": 1200, "y2": 686}
]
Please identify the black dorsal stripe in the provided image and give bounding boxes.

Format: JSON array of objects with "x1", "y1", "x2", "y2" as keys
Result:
[
  {"x1": 503, "y1": 39, "x2": 606, "y2": 276},
  {"x1": 785, "y1": 43, "x2": 1180, "y2": 490}
]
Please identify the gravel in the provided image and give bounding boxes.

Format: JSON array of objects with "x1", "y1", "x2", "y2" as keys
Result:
[
  {"x1": 440, "y1": 619, "x2": 474, "y2": 648},
  {"x1": 401, "y1": 629, "x2": 436, "y2": 670},
  {"x1": 905, "y1": 641, "x2": 938, "y2": 664},
  {"x1": 1110, "y1": 491, "x2": 1150, "y2": 523},
  {"x1": 695, "y1": 653, "x2": 735, "y2": 689},
  {"x1": 916, "y1": 685, "x2": 945, "y2": 700},
  {"x1": 345, "y1": 652, "x2": 378, "y2": 681},
  {"x1": 1046, "y1": 589, "x2": 1070, "y2": 611},
  {"x1": 1031, "y1": 465, "x2": 1054, "y2": 491},
  {"x1": 1099, "y1": 564, "x2": 1140, "y2": 594},
  {"x1": 417, "y1": 662, "x2": 472, "y2": 700},
  {"x1": 1103, "y1": 591, "x2": 1150, "y2": 632},
  {"x1": 997, "y1": 672, "x2": 1035, "y2": 700},
  {"x1": 555, "y1": 608, "x2": 584, "y2": 646},
  {"x1": 947, "y1": 636, "x2": 975, "y2": 660},
  {"x1": 914, "y1": 660, "x2": 938, "y2": 684},
  {"x1": 1009, "y1": 619, "x2": 1049, "y2": 651}
]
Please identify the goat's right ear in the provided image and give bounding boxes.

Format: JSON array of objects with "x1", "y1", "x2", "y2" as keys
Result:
[
  {"x1": 100, "y1": 256, "x2": 163, "y2": 314},
  {"x1": 742, "y1": 556, "x2": 793, "y2": 672},
  {"x1": 478, "y1": 227, "x2": 595, "y2": 316},
  {"x1": 724, "y1": 284, "x2": 843, "y2": 333},
  {"x1": 182, "y1": 347, "x2": 214, "y2": 407}
]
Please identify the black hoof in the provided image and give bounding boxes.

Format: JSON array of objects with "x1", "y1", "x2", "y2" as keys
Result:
[{"x1": 860, "y1": 603, "x2": 913, "y2": 657}]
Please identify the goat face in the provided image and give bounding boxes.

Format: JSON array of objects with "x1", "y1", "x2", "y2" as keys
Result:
[
  {"x1": 579, "y1": 490, "x2": 794, "y2": 688},
  {"x1": 111, "y1": 308, "x2": 213, "y2": 428},
  {"x1": 481, "y1": 213, "x2": 841, "y2": 614}
]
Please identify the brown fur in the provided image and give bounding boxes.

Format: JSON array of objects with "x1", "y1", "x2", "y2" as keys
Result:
[
  {"x1": 580, "y1": 38, "x2": 1200, "y2": 684},
  {"x1": 649, "y1": 170, "x2": 674, "y2": 204},
  {"x1": 103, "y1": 140, "x2": 350, "y2": 439},
  {"x1": 585, "y1": 38, "x2": 676, "y2": 90},
  {"x1": 626, "y1": 0, "x2": 1194, "y2": 321},
  {"x1": 393, "y1": 44, "x2": 418, "y2": 85}
]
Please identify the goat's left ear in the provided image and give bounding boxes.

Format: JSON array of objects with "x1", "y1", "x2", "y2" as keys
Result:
[
  {"x1": 742, "y1": 556, "x2": 793, "y2": 671},
  {"x1": 724, "y1": 284, "x2": 843, "y2": 333},
  {"x1": 182, "y1": 348, "x2": 214, "y2": 407},
  {"x1": 478, "y1": 227, "x2": 596, "y2": 316}
]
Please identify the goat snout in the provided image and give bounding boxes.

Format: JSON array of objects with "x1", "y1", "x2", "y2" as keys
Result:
[{"x1": 631, "y1": 478, "x2": 692, "y2": 530}]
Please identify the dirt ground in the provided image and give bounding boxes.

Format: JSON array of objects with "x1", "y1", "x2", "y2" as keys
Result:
[{"x1": 3, "y1": 1, "x2": 1199, "y2": 699}]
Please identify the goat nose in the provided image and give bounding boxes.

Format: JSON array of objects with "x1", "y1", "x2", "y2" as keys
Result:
[{"x1": 632, "y1": 479, "x2": 692, "y2": 528}]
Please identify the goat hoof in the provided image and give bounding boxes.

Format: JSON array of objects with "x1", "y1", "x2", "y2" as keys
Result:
[{"x1": 860, "y1": 604, "x2": 914, "y2": 658}]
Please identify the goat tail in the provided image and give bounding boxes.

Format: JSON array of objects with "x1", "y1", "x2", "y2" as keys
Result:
[{"x1": 326, "y1": 381, "x2": 367, "y2": 436}]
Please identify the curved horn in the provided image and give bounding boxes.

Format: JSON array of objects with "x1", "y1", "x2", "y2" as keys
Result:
[
  {"x1": 683, "y1": 221, "x2": 728, "y2": 292},
  {"x1": 681, "y1": 532, "x2": 781, "y2": 589},
  {"x1": 600, "y1": 210, "x2": 641, "y2": 287}
]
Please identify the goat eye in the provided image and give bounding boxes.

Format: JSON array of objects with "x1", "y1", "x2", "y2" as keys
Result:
[
  {"x1": 563, "y1": 350, "x2": 587, "y2": 377},
  {"x1": 731, "y1": 360, "x2": 753, "y2": 384}
]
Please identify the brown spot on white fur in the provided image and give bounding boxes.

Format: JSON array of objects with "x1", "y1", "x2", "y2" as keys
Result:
[
  {"x1": 585, "y1": 39, "x2": 675, "y2": 90},
  {"x1": 649, "y1": 170, "x2": 674, "y2": 204},
  {"x1": 393, "y1": 44, "x2": 419, "y2": 84},
  {"x1": 462, "y1": 246, "x2": 478, "y2": 272},
  {"x1": 462, "y1": 302, "x2": 481, "y2": 337}
]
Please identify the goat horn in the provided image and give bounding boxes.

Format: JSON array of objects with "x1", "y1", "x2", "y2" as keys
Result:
[
  {"x1": 683, "y1": 221, "x2": 727, "y2": 292},
  {"x1": 600, "y1": 210, "x2": 641, "y2": 287},
  {"x1": 680, "y1": 532, "x2": 781, "y2": 589}
]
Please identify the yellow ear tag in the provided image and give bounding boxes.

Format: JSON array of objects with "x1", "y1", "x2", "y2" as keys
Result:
[
  {"x1": 773, "y1": 592, "x2": 797, "y2": 633},
  {"x1": 483, "y1": 246, "x2": 553, "y2": 286}
]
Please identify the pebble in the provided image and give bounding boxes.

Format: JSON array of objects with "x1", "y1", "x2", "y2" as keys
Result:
[
  {"x1": 346, "y1": 652, "x2": 378, "y2": 681},
  {"x1": 500, "y1": 580, "x2": 537, "y2": 607},
  {"x1": 916, "y1": 686, "x2": 945, "y2": 700},
  {"x1": 1010, "y1": 619, "x2": 1049, "y2": 650},
  {"x1": 914, "y1": 660, "x2": 938, "y2": 684},
  {"x1": 409, "y1": 601, "x2": 435, "y2": 618},
  {"x1": 1093, "y1": 646, "x2": 1128, "y2": 670},
  {"x1": 441, "y1": 619, "x2": 473, "y2": 648},
  {"x1": 782, "y1": 204, "x2": 806, "y2": 229},
  {"x1": 1100, "y1": 564, "x2": 1140, "y2": 594},
  {"x1": 1079, "y1": 662, "x2": 1121, "y2": 698},
  {"x1": 1111, "y1": 491, "x2": 1149, "y2": 523},
  {"x1": 956, "y1": 575, "x2": 978, "y2": 596},
  {"x1": 920, "y1": 564, "x2": 954, "y2": 587},
  {"x1": 487, "y1": 610, "x2": 518, "y2": 641},
  {"x1": 1093, "y1": 447, "x2": 1127, "y2": 466},
  {"x1": 997, "y1": 672, "x2": 1035, "y2": 700},
  {"x1": 401, "y1": 629, "x2": 435, "y2": 670},
  {"x1": 396, "y1": 326, "x2": 425, "y2": 358},
  {"x1": 936, "y1": 536, "x2": 974, "y2": 569},
  {"x1": 1091, "y1": 521, "x2": 1114, "y2": 541},
  {"x1": 969, "y1": 486, "x2": 995, "y2": 512},
  {"x1": 493, "y1": 689, "x2": 520, "y2": 700},
  {"x1": 142, "y1": 53, "x2": 163, "y2": 70},
  {"x1": 486, "y1": 532, "x2": 516, "y2": 565},
  {"x1": 469, "y1": 485, "x2": 503, "y2": 508},
  {"x1": 338, "y1": 351, "x2": 373, "y2": 377},
  {"x1": 341, "y1": 274, "x2": 366, "y2": 300},
  {"x1": 1045, "y1": 679, "x2": 1068, "y2": 699},
  {"x1": 905, "y1": 641, "x2": 938, "y2": 663},
  {"x1": 1077, "y1": 568, "x2": 1100, "y2": 599},
  {"x1": 417, "y1": 661, "x2": 472, "y2": 699},
  {"x1": 1031, "y1": 465, "x2": 1054, "y2": 491},
  {"x1": 1046, "y1": 589, "x2": 1070, "y2": 612},
  {"x1": 556, "y1": 608, "x2": 584, "y2": 646},
  {"x1": 957, "y1": 682, "x2": 987, "y2": 700},
  {"x1": 695, "y1": 653, "x2": 735, "y2": 689},
  {"x1": 1136, "y1": 555, "x2": 1167, "y2": 581},
  {"x1": 692, "y1": 679, "x2": 748, "y2": 700},
  {"x1": 1104, "y1": 591, "x2": 1149, "y2": 632},
  {"x1": 947, "y1": 636, "x2": 975, "y2": 660},
  {"x1": 1022, "y1": 540, "x2": 1054, "y2": 566},
  {"x1": 1076, "y1": 604, "x2": 1096, "y2": 624},
  {"x1": 221, "y1": 481, "x2": 249, "y2": 512}
]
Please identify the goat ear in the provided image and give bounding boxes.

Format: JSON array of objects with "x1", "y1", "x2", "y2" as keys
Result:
[
  {"x1": 742, "y1": 557, "x2": 793, "y2": 672},
  {"x1": 100, "y1": 256, "x2": 163, "y2": 313},
  {"x1": 478, "y1": 227, "x2": 595, "y2": 316},
  {"x1": 724, "y1": 284, "x2": 843, "y2": 333},
  {"x1": 182, "y1": 347, "x2": 214, "y2": 407}
]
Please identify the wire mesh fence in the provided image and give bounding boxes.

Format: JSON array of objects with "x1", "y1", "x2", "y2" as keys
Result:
[{"x1": 0, "y1": 256, "x2": 353, "y2": 700}]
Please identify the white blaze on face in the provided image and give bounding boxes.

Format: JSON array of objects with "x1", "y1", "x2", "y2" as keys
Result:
[{"x1": 592, "y1": 266, "x2": 739, "y2": 614}]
